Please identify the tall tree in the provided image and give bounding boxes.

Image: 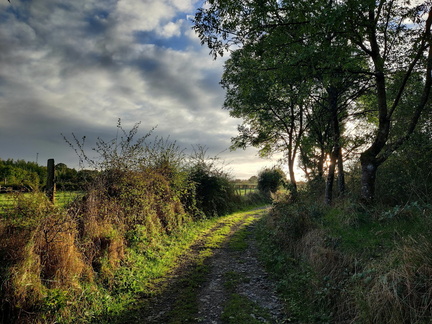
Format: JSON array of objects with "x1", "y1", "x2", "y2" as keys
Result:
[
  {"x1": 341, "y1": 0, "x2": 432, "y2": 202},
  {"x1": 194, "y1": 0, "x2": 432, "y2": 203},
  {"x1": 221, "y1": 46, "x2": 310, "y2": 192}
]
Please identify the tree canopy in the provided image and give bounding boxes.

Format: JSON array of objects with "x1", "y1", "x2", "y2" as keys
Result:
[{"x1": 194, "y1": 0, "x2": 432, "y2": 203}]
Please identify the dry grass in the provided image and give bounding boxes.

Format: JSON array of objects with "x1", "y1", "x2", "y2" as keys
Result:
[
  {"x1": 0, "y1": 199, "x2": 89, "y2": 322},
  {"x1": 362, "y1": 236, "x2": 432, "y2": 323},
  {"x1": 263, "y1": 196, "x2": 432, "y2": 323}
]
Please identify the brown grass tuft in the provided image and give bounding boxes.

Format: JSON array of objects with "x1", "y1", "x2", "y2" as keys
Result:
[{"x1": 364, "y1": 236, "x2": 432, "y2": 323}]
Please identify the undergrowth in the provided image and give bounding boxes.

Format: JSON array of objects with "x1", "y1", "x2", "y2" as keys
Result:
[{"x1": 257, "y1": 196, "x2": 432, "y2": 323}]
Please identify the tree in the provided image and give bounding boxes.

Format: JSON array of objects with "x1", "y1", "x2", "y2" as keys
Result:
[
  {"x1": 222, "y1": 46, "x2": 309, "y2": 193},
  {"x1": 257, "y1": 167, "x2": 286, "y2": 197},
  {"x1": 194, "y1": 0, "x2": 432, "y2": 203},
  {"x1": 340, "y1": 0, "x2": 432, "y2": 202},
  {"x1": 194, "y1": 0, "x2": 365, "y2": 203}
]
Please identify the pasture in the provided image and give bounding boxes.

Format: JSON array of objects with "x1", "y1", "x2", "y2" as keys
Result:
[{"x1": 0, "y1": 191, "x2": 83, "y2": 213}]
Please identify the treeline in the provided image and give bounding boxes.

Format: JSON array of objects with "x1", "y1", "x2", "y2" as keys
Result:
[
  {"x1": 0, "y1": 159, "x2": 97, "y2": 192},
  {"x1": 0, "y1": 159, "x2": 46, "y2": 191},
  {"x1": 192, "y1": 1, "x2": 432, "y2": 322},
  {"x1": 193, "y1": 0, "x2": 432, "y2": 205}
]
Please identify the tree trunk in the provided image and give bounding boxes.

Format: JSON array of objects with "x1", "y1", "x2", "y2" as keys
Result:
[
  {"x1": 360, "y1": 154, "x2": 378, "y2": 203},
  {"x1": 318, "y1": 149, "x2": 325, "y2": 179},
  {"x1": 325, "y1": 150, "x2": 337, "y2": 205},
  {"x1": 288, "y1": 157, "x2": 298, "y2": 197},
  {"x1": 324, "y1": 85, "x2": 342, "y2": 205},
  {"x1": 337, "y1": 146, "x2": 345, "y2": 196}
]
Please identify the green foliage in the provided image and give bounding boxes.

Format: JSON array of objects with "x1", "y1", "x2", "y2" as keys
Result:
[
  {"x1": 0, "y1": 158, "x2": 94, "y2": 193},
  {"x1": 189, "y1": 166, "x2": 237, "y2": 217},
  {"x1": 0, "y1": 159, "x2": 45, "y2": 190},
  {"x1": 188, "y1": 146, "x2": 238, "y2": 217},
  {"x1": 194, "y1": 0, "x2": 432, "y2": 202},
  {"x1": 376, "y1": 131, "x2": 432, "y2": 205},
  {"x1": 257, "y1": 167, "x2": 286, "y2": 198}
]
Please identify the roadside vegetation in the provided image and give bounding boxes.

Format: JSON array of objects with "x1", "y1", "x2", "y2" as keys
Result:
[
  {"x1": 255, "y1": 143, "x2": 432, "y2": 323},
  {"x1": 0, "y1": 122, "x2": 268, "y2": 323},
  {"x1": 2, "y1": 0, "x2": 432, "y2": 322}
]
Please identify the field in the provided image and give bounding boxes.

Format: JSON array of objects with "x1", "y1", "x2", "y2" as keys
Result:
[
  {"x1": 0, "y1": 191, "x2": 84, "y2": 212},
  {"x1": 233, "y1": 184, "x2": 257, "y2": 196}
]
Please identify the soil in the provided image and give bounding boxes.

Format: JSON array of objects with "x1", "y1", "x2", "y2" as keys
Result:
[{"x1": 139, "y1": 208, "x2": 289, "y2": 323}]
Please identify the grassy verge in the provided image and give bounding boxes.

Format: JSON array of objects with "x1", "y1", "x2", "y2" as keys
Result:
[
  {"x1": 0, "y1": 185, "x2": 268, "y2": 324},
  {"x1": 256, "y1": 200, "x2": 432, "y2": 323}
]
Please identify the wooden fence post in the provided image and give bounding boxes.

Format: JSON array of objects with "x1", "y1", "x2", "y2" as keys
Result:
[{"x1": 47, "y1": 159, "x2": 56, "y2": 203}]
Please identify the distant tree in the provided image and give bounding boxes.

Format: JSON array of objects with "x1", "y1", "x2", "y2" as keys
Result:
[
  {"x1": 257, "y1": 167, "x2": 286, "y2": 198},
  {"x1": 0, "y1": 159, "x2": 45, "y2": 190},
  {"x1": 55, "y1": 163, "x2": 80, "y2": 190},
  {"x1": 248, "y1": 176, "x2": 258, "y2": 184}
]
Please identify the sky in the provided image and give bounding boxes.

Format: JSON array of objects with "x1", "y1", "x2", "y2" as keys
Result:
[{"x1": 0, "y1": 0, "x2": 279, "y2": 179}]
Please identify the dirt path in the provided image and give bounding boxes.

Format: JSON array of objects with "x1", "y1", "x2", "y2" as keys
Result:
[
  {"x1": 135, "y1": 208, "x2": 289, "y2": 323},
  {"x1": 196, "y1": 208, "x2": 288, "y2": 323}
]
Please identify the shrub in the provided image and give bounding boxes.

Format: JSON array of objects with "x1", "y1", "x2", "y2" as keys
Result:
[
  {"x1": 257, "y1": 167, "x2": 286, "y2": 199},
  {"x1": 187, "y1": 146, "x2": 238, "y2": 217}
]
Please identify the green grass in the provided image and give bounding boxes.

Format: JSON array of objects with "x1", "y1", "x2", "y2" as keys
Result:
[
  {"x1": 321, "y1": 205, "x2": 431, "y2": 259},
  {"x1": 221, "y1": 293, "x2": 273, "y2": 324},
  {"x1": 255, "y1": 213, "x2": 334, "y2": 323},
  {"x1": 256, "y1": 201, "x2": 432, "y2": 323},
  {"x1": 0, "y1": 193, "x2": 15, "y2": 204},
  {"x1": 227, "y1": 214, "x2": 256, "y2": 251},
  {"x1": 234, "y1": 188, "x2": 258, "y2": 196},
  {"x1": 54, "y1": 191, "x2": 84, "y2": 207},
  {"x1": 221, "y1": 262, "x2": 272, "y2": 323},
  {"x1": 0, "y1": 191, "x2": 83, "y2": 211}
]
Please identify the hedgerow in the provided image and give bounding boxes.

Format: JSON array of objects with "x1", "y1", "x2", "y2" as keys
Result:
[{"x1": 0, "y1": 122, "x2": 261, "y2": 323}]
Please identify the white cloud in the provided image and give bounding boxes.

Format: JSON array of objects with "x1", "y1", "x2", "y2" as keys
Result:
[
  {"x1": 113, "y1": 0, "x2": 175, "y2": 39},
  {"x1": 157, "y1": 20, "x2": 183, "y2": 38}
]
